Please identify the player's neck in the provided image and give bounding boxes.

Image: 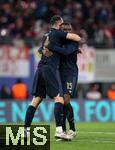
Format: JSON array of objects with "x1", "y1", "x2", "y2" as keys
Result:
[{"x1": 51, "y1": 25, "x2": 59, "y2": 30}]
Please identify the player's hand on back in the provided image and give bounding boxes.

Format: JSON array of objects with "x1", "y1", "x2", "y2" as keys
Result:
[
  {"x1": 77, "y1": 48, "x2": 82, "y2": 54},
  {"x1": 77, "y1": 48, "x2": 86, "y2": 60},
  {"x1": 77, "y1": 48, "x2": 85, "y2": 55},
  {"x1": 43, "y1": 47, "x2": 53, "y2": 57}
]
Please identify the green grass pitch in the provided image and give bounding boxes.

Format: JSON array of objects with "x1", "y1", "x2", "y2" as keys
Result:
[
  {"x1": 1, "y1": 122, "x2": 115, "y2": 150},
  {"x1": 50, "y1": 122, "x2": 115, "y2": 150}
]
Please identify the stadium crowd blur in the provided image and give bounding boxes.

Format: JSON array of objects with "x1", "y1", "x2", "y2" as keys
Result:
[
  {"x1": 0, "y1": 0, "x2": 115, "y2": 100},
  {"x1": 0, "y1": 0, "x2": 115, "y2": 48},
  {"x1": 0, "y1": 82, "x2": 115, "y2": 100},
  {"x1": 0, "y1": 79, "x2": 28, "y2": 100}
]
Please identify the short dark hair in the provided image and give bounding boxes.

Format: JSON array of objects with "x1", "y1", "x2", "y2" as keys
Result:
[
  {"x1": 50, "y1": 15, "x2": 62, "y2": 25},
  {"x1": 60, "y1": 22, "x2": 72, "y2": 32},
  {"x1": 61, "y1": 22, "x2": 71, "y2": 26}
]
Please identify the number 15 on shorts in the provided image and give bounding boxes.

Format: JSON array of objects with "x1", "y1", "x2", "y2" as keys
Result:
[{"x1": 67, "y1": 82, "x2": 72, "y2": 90}]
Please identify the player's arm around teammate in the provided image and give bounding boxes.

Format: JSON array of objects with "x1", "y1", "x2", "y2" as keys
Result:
[{"x1": 24, "y1": 15, "x2": 79, "y2": 141}]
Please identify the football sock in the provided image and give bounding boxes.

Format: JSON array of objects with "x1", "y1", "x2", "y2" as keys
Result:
[
  {"x1": 62, "y1": 105, "x2": 67, "y2": 132},
  {"x1": 66, "y1": 103, "x2": 76, "y2": 131},
  {"x1": 25, "y1": 105, "x2": 36, "y2": 127},
  {"x1": 54, "y1": 102, "x2": 64, "y2": 131}
]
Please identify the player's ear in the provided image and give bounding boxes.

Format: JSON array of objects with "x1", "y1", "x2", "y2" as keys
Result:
[{"x1": 66, "y1": 33, "x2": 81, "y2": 42}]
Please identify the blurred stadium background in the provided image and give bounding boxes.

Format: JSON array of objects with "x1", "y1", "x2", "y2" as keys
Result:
[{"x1": 0, "y1": 0, "x2": 115, "y2": 149}]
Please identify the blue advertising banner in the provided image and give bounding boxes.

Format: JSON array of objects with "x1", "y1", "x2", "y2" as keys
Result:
[{"x1": 0, "y1": 100, "x2": 115, "y2": 123}]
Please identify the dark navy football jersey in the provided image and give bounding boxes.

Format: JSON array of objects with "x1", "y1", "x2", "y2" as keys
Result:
[
  {"x1": 38, "y1": 28, "x2": 67, "y2": 72},
  {"x1": 59, "y1": 40, "x2": 79, "y2": 75}
]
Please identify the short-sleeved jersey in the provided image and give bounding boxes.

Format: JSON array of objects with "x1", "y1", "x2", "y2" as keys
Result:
[{"x1": 38, "y1": 28, "x2": 67, "y2": 72}]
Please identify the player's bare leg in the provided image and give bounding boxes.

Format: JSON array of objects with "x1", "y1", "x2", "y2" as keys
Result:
[
  {"x1": 31, "y1": 96, "x2": 42, "y2": 108},
  {"x1": 54, "y1": 95, "x2": 72, "y2": 141},
  {"x1": 63, "y1": 94, "x2": 76, "y2": 139}
]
